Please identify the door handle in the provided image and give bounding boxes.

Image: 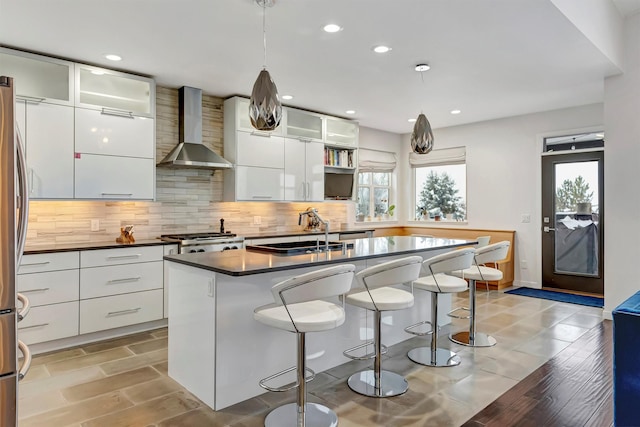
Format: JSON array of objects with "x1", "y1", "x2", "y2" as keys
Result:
[
  {"x1": 16, "y1": 293, "x2": 30, "y2": 322},
  {"x1": 543, "y1": 226, "x2": 556, "y2": 233},
  {"x1": 17, "y1": 340, "x2": 32, "y2": 381}
]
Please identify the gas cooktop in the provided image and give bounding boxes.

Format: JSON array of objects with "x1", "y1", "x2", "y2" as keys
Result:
[{"x1": 160, "y1": 232, "x2": 237, "y2": 241}]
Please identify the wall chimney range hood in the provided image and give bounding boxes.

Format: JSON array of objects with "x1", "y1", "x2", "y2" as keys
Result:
[{"x1": 158, "y1": 86, "x2": 233, "y2": 170}]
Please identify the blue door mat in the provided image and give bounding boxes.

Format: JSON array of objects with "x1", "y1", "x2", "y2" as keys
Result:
[{"x1": 505, "y1": 287, "x2": 603, "y2": 307}]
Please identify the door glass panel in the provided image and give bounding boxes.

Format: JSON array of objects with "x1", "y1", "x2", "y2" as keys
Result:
[
  {"x1": 0, "y1": 52, "x2": 70, "y2": 101},
  {"x1": 357, "y1": 187, "x2": 370, "y2": 216},
  {"x1": 554, "y1": 161, "x2": 599, "y2": 276},
  {"x1": 78, "y1": 67, "x2": 151, "y2": 114}
]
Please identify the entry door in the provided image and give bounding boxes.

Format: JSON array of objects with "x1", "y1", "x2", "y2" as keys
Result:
[{"x1": 541, "y1": 151, "x2": 603, "y2": 294}]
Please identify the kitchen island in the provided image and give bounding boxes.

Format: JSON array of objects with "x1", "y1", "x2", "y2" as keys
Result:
[{"x1": 164, "y1": 236, "x2": 471, "y2": 410}]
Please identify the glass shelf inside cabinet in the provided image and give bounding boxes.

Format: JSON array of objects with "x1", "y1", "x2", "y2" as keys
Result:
[{"x1": 78, "y1": 67, "x2": 151, "y2": 115}]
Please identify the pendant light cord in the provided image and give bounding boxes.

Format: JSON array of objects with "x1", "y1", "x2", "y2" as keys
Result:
[{"x1": 262, "y1": 1, "x2": 267, "y2": 69}]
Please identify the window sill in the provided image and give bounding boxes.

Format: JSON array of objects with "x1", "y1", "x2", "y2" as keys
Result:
[{"x1": 355, "y1": 219, "x2": 399, "y2": 226}]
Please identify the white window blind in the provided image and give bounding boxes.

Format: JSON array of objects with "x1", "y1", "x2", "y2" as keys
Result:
[
  {"x1": 409, "y1": 146, "x2": 466, "y2": 168},
  {"x1": 358, "y1": 148, "x2": 397, "y2": 172}
]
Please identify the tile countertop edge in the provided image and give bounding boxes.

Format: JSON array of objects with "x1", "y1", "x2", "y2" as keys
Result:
[
  {"x1": 164, "y1": 236, "x2": 474, "y2": 277},
  {"x1": 23, "y1": 239, "x2": 174, "y2": 254}
]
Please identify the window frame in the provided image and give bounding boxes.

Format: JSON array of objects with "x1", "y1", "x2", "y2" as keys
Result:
[{"x1": 356, "y1": 171, "x2": 393, "y2": 221}]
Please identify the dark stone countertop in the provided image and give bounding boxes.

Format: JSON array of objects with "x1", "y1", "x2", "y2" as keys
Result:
[
  {"x1": 164, "y1": 235, "x2": 473, "y2": 276},
  {"x1": 24, "y1": 239, "x2": 173, "y2": 255},
  {"x1": 241, "y1": 228, "x2": 375, "y2": 240}
]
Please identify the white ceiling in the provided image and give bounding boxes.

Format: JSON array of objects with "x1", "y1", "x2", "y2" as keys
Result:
[{"x1": 0, "y1": 0, "x2": 637, "y2": 134}]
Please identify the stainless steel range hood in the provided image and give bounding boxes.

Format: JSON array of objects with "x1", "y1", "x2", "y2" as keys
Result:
[{"x1": 157, "y1": 86, "x2": 233, "y2": 170}]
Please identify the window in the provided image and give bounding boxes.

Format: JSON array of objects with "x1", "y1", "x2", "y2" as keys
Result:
[
  {"x1": 411, "y1": 146, "x2": 466, "y2": 221},
  {"x1": 356, "y1": 149, "x2": 396, "y2": 221}
]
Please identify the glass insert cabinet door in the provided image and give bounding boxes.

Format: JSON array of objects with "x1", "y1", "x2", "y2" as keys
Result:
[{"x1": 541, "y1": 151, "x2": 604, "y2": 294}]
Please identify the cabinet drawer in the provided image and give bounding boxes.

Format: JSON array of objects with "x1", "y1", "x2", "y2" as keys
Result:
[
  {"x1": 74, "y1": 154, "x2": 154, "y2": 200},
  {"x1": 80, "y1": 289, "x2": 163, "y2": 334},
  {"x1": 18, "y1": 301, "x2": 79, "y2": 345},
  {"x1": 81, "y1": 246, "x2": 163, "y2": 268},
  {"x1": 18, "y1": 252, "x2": 79, "y2": 274},
  {"x1": 75, "y1": 108, "x2": 154, "y2": 158},
  {"x1": 236, "y1": 132, "x2": 284, "y2": 168},
  {"x1": 17, "y1": 270, "x2": 79, "y2": 306},
  {"x1": 235, "y1": 166, "x2": 283, "y2": 201},
  {"x1": 81, "y1": 261, "x2": 162, "y2": 299}
]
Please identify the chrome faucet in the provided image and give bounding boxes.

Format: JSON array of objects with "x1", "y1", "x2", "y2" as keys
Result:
[{"x1": 298, "y1": 208, "x2": 329, "y2": 252}]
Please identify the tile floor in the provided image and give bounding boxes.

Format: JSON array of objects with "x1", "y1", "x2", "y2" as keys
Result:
[{"x1": 17, "y1": 290, "x2": 604, "y2": 427}]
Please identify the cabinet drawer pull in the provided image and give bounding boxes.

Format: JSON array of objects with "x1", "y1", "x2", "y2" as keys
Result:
[
  {"x1": 252, "y1": 195, "x2": 273, "y2": 199},
  {"x1": 107, "y1": 276, "x2": 141, "y2": 284},
  {"x1": 18, "y1": 323, "x2": 50, "y2": 330},
  {"x1": 250, "y1": 131, "x2": 273, "y2": 138},
  {"x1": 17, "y1": 95, "x2": 45, "y2": 104},
  {"x1": 107, "y1": 307, "x2": 141, "y2": 317},
  {"x1": 106, "y1": 254, "x2": 141, "y2": 260},
  {"x1": 101, "y1": 192, "x2": 133, "y2": 197},
  {"x1": 20, "y1": 288, "x2": 51, "y2": 293},
  {"x1": 20, "y1": 261, "x2": 51, "y2": 267},
  {"x1": 101, "y1": 108, "x2": 134, "y2": 119}
]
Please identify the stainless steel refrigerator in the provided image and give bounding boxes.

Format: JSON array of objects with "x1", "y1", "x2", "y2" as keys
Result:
[{"x1": 1, "y1": 75, "x2": 32, "y2": 426}]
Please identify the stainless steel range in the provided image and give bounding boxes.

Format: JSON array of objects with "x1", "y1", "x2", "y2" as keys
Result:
[{"x1": 160, "y1": 232, "x2": 244, "y2": 254}]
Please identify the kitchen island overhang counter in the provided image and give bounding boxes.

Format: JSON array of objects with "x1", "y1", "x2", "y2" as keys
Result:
[{"x1": 165, "y1": 236, "x2": 474, "y2": 410}]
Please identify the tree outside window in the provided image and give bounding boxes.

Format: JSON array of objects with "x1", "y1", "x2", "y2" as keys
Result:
[
  {"x1": 555, "y1": 176, "x2": 594, "y2": 212},
  {"x1": 414, "y1": 164, "x2": 466, "y2": 220}
]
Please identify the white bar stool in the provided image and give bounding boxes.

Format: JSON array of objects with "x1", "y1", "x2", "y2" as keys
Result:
[
  {"x1": 254, "y1": 264, "x2": 356, "y2": 427},
  {"x1": 405, "y1": 247, "x2": 475, "y2": 367},
  {"x1": 343, "y1": 256, "x2": 423, "y2": 398},
  {"x1": 448, "y1": 241, "x2": 510, "y2": 347}
]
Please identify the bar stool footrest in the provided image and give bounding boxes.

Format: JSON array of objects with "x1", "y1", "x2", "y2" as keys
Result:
[
  {"x1": 447, "y1": 306, "x2": 470, "y2": 319},
  {"x1": 404, "y1": 320, "x2": 436, "y2": 336},
  {"x1": 343, "y1": 341, "x2": 387, "y2": 361},
  {"x1": 259, "y1": 365, "x2": 316, "y2": 392}
]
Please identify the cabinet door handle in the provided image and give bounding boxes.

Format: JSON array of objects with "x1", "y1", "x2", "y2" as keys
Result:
[
  {"x1": 18, "y1": 323, "x2": 49, "y2": 330},
  {"x1": 306, "y1": 182, "x2": 310, "y2": 200},
  {"x1": 107, "y1": 276, "x2": 141, "y2": 284},
  {"x1": 107, "y1": 307, "x2": 141, "y2": 317},
  {"x1": 17, "y1": 95, "x2": 45, "y2": 104},
  {"x1": 17, "y1": 340, "x2": 32, "y2": 381},
  {"x1": 101, "y1": 108, "x2": 134, "y2": 119},
  {"x1": 20, "y1": 261, "x2": 51, "y2": 267},
  {"x1": 20, "y1": 288, "x2": 50, "y2": 293},
  {"x1": 250, "y1": 131, "x2": 273, "y2": 138},
  {"x1": 252, "y1": 195, "x2": 273, "y2": 199},
  {"x1": 101, "y1": 192, "x2": 133, "y2": 197},
  {"x1": 107, "y1": 254, "x2": 142, "y2": 260}
]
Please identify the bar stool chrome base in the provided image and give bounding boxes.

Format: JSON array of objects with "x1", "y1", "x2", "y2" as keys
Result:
[
  {"x1": 347, "y1": 370, "x2": 409, "y2": 397},
  {"x1": 265, "y1": 402, "x2": 338, "y2": 427},
  {"x1": 449, "y1": 330, "x2": 496, "y2": 347},
  {"x1": 408, "y1": 347, "x2": 461, "y2": 367}
]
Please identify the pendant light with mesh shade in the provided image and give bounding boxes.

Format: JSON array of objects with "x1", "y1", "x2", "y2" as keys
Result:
[
  {"x1": 410, "y1": 64, "x2": 434, "y2": 154},
  {"x1": 249, "y1": 0, "x2": 282, "y2": 131}
]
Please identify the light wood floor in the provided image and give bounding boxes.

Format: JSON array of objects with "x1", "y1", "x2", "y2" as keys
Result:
[{"x1": 18, "y1": 290, "x2": 607, "y2": 427}]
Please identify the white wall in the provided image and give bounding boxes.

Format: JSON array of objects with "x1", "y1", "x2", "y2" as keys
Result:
[
  {"x1": 603, "y1": 12, "x2": 640, "y2": 318},
  {"x1": 398, "y1": 104, "x2": 603, "y2": 287}
]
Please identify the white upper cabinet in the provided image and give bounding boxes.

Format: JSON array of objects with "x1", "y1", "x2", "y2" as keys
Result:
[
  {"x1": 284, "y1": 138, "x2": 324, "y2": 202},
  {"x1": 285, "y1": 108, "x2": 324, "y2": 142},
  {"x1": 76, "y1": 65, "x2": 154, "y2": 118},
  {"x1": 325, "y1": 116, "x2": 359, "y2": 147},
  {"x1": 230, "y1": 96, "x2": 283, "y2": 136},
  {"x1": 75, "y1": 108, "x2": 154, "y2": 158},
  {"x1": 235, "y1": 131, "x2": 284, "y2": 168},
  {"x1": 75, "y1": 154, "x2": 154, "y2": 200},
  {"x1": 0, "y1": 48, "x2": 74, "y2": 105}
]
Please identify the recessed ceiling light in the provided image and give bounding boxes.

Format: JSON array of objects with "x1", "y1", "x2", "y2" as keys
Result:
[
  {"x1": 408, "y1": 118, "x2": 417, "y2": 122},
  {"x1": 323, "y1": 24, "x2": 342, "y2": 33},
  {"x1": 450, "y1": 109, "x2": 461, "y2": 115},
  {"x1": 281, "y1": 95, "x2": 293, "y2": 100},
  {"x1": 345, "y1": 110, "x2": 356, "y2": 115},
  {"x1": 372, "y1": 45, "x2": 391, "y2": 53},
  {"x1": 104, "y1": 54, "x2": 122, "y2": 61},
  {"x1": 414, "y1": 64, "x2": 431, "y2": 72}
]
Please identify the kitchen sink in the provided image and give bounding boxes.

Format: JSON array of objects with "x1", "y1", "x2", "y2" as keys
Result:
[{"x1": 245, "y1": 240, "x2": 353, "y2": 255}]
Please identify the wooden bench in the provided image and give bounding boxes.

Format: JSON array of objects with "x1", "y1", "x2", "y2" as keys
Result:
[{"x1": 373, "y1": 226, "x2": 515, "y2": 290}]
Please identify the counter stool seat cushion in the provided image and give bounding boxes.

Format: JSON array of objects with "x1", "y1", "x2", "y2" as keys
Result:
[
  {"x1": 449, "y1": 265, "x2": 503, "y2": 282},
  {"x1": 346, "y1": 287, "x2": 414, "y2": 311},
  {"x1": 412, "y1": 273, "x2": 468, "y2": 294},
  {"x1": 254, "y1": 300, "x2": 346, "y2": 333}
]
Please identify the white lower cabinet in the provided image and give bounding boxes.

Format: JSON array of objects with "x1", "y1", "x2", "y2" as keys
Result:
[
  {"x1": 74, "y1": 154, "x2": 154, "y2": 200},
  {"x1": 18, "y1": 301, "x2": 79, "y2": 345},
  {"x1": 80, "y1": 289, "x2": 163, "y2": 334},
  {"x1": 17, "y1": 269, "x2": 79, "y2": 306},
  {"x1": 80, "y1": 261, "x2": 163, "y2": 299}
]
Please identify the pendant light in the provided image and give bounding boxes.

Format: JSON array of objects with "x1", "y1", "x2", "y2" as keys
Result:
[
  {"x1": 249, "y1": 0, "x2": 282, "y2": 131},
  {"x1": 410, "y1": 64, "x2": 434, "y2": 154}
]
